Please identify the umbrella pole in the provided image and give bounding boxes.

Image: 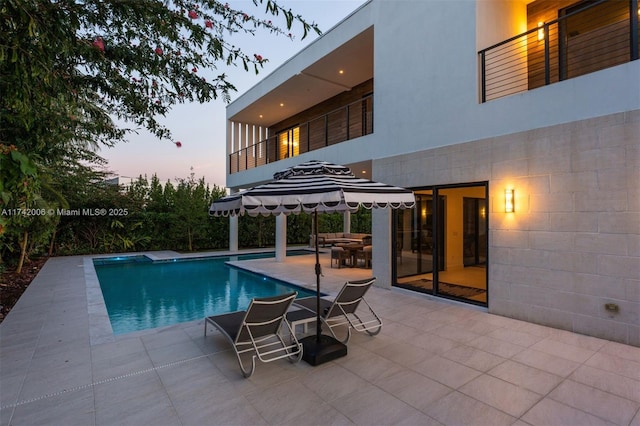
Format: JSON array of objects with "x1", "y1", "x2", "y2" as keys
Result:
[
  {"x1": 314, "y1": 210, "x2": 321, "y2": 342},
  {"x1": 300, "y1": 210, "x2": 347, "y2": 365}
]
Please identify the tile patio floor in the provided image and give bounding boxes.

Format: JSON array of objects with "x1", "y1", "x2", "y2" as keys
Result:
[{"x1": 1, "y1": 250, "x2": 639, "y2": 426}]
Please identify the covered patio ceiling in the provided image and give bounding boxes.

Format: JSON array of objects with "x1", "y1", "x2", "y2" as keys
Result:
[{"x1": 229, "y1": 26, "x2": 373, "y2": 127}]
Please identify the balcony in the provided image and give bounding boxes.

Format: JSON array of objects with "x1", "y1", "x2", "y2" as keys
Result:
[
  {"x1": 229, "y1": 93, "x2": 373, "y2": 174},
  {"x1": 479, "y1": 0, "x2": 639, "y2": 103}
]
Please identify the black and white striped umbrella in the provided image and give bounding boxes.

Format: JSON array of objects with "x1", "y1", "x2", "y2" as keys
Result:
[
  {"x1": 209, "y1": 160, "x2": 415, "y2": 354},
  {"x1": 209, "y1": 160, "x2": 415, "y2": 216}
]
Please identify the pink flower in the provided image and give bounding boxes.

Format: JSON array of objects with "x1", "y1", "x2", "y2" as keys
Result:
[
  {"x1": 254, "y1": 54, "x2": 263, "y2": 62},
  {"x1": 188, "y1": 10, "x2": 197, "y2": 19},
  {"x1": 155, "y1": 47, "x2": 163, "y2": 55},
  {"x1": 243, "y1": 13, "x2": 250, "y2": 21},
  {"x1": 192, "y1": 67, "x2": 198, "y2": 73},
  {"x1": 175, "y1": 141, "x2": 182, "y2": 148},
  {"x1": 224, "y1": 3, "x2": 229, "y2": 9},
  {"x1": 92, "y1": 37, "x2": 105, "y2": 52},
  {"x1": 205, "y1": 19, "x2": 213, "y2": 28}
]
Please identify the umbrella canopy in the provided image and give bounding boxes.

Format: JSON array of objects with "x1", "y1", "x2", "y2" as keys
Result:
[{"x1": 209, "y1": 160, "x2": 415, "y2": 217}]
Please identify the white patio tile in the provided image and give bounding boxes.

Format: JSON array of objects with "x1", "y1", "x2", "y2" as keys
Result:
[
  {"x1": 485, "y1": 327, "x2": 545, "y2": 348},
  {"x1": 522, "y1": 398, "x2": 617, "y2": 426},
  {"x1": 300, "y1": 364, "x2": 369, "y2": 403},
  {"x1": 570, "y1": 365, "x2": 640, "y2": 403},
  {"x1": 8, "y1": 388, "x2": 95, "y2": 426},
  {"x1": 244, "y1": 380, "x2": 329, "y2": 425},
  {"x1": 441, "y1": 344, "x2": 507, "y2": 372},
  {"x1": 549, "y1": 379, "x2": 640, "y2": 425},
  {"x1": 488, "y1": 359, "x2": 563, "y2": 395},
  {"x1": 374, "y1": 369, "x2": 453, "y2": 412},
  {"x1": 459, "y1": 374, "x2": 542, "y2": 417},
  {"x1": 512, "y1": 348, "x2": 581, "y2": 377},
  {"x1": 585, "y1": 351, "x2": 640, "y2": 381},
  {"x1": 466, "y1": 335, "x2": 526, "y2": 358},
  {"x1": 529, "y1": 337, "x2": 597, "y2": 363},
  {"x1": 330, "y1": 384, "x2": 425, "y2": 426},
  {"x1": 412, "y1": 355, "x2": 481, "y2": 389},
  {"x1": 424, "y1": 391, "x2": 516, "y2": 426}
]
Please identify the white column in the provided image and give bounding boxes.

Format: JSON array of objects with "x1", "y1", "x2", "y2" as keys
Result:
[
  {"x1": 371, "y1": 209, "x2": 392, "y2": 289},
  {"x1": 343, "y1": 211, "x2": 351, "y2": 234},
  {"x1": 275, "y1": 214, "x2": 287, "y2": 262},
  {"x1": 229, "y1": 216, "x2": 238, "y2": 251}
]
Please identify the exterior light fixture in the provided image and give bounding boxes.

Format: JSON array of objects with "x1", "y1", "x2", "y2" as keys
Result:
[
  {"x1": 537, "y1": 22, "x2": 544, "y2": 41},
  {"x1": 505, "y1": 189, "x2": 515, "y2": 213}
]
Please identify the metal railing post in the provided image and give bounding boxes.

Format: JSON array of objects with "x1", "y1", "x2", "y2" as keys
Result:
[
  {"x1": 346, "y1": 104, "x2": 350, "y2": 140},
  {"x1": 631, "y1": 0, "x2": 639, "y2": 61},
  {"x1": 324, "y1": 115, "x2": 328, "y2": 146},
  {"x1": 544, "y1": 23, "x2": 550, "y2": 86},
  {"x1": 480, "y1": 51, "x2": 486, "y2": 103}
]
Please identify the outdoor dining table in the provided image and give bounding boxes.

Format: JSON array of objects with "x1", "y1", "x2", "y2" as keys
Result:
[{"x1": 335, "y1": 243, "x2": 364, "y2": 267}]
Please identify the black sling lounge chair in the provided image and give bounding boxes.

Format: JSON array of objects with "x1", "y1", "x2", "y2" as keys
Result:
[
  {"x1": 204, "y1": 292, "x2": 303, "y2": 378},
  {"x1": 293, "y1": 278, "x2": 382, "y2": 344}
]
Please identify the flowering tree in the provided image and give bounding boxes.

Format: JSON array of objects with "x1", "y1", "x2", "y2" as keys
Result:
[
  {"x1": 0, "y1": 0, "x2": 319, "y2": 151},
  {"x1": 0, "y1": 0, "x2": 319, "y2": 268}
]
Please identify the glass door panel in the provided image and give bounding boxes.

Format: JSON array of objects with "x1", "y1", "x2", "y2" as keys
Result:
[{"x1": 393, "y1": 184, "x2": 488, "y2": 306}]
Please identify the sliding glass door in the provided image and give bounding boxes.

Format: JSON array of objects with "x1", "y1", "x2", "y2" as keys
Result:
[{"x1": 394, "y1": 183, "x2": 488, "y2": 306}]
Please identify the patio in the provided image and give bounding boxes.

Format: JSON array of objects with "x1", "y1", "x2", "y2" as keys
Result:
[{"x1": 1, "y1": 250, "x2": 639, "y2": 425}]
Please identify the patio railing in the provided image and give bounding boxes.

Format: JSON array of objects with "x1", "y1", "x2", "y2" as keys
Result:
[
  {"x1": 479, "y1": 0, "x2": 639, "y2": 102},
  {"x1": 229, "y1": 94, "x2": 373, "y2": 174}
]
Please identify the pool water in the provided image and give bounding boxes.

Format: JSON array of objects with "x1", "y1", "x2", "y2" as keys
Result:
[{"x1": 94, "y1": 252, "x2": 316, "y2": 335}]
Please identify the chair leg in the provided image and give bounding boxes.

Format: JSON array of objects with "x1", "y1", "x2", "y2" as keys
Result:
[{"x1": 235, "y1": 351, "x2": 256, "y2": 378}]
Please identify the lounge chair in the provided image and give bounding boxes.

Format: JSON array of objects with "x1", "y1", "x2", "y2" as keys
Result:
[
  {"x1": 204, "y1": 292, "x2": 303, "y2": 378},
  {"x1": 293, "y1": 278, "x2": 382, "y2": 343}
]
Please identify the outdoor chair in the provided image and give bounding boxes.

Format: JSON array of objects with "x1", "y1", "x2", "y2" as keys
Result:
[
  {"x1": 293, "y1": 278, "x2": 382, "y2": 343},
  {"x1": 204, "y1": 292, "x2": 303, "y2": 378},
  {"x1": 355, "y1": 245, "x2": 372, "y2": 268},
  {"x1": 330, "y1": 246, "x2": 351, "y2": 268}
]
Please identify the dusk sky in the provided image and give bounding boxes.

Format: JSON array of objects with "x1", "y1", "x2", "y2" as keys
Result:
[{"x1": 101, "y1": 0, "x2": 366, "y2": 188}]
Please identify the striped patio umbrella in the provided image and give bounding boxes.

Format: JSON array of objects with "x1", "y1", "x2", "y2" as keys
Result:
[
  {"x1": 209, "y1": 160, "x2": 415, "y2": 217},
  {"x1": 209, "y1": 160, "x2": 415, "y2": 363}
]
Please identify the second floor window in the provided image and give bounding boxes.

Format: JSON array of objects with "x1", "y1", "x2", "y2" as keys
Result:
[{"x1": 278, "y1": 126, "x2": 300, "y2": 160}]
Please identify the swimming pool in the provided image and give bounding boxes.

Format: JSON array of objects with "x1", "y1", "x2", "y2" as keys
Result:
[{"x1": 94, "y1": 252, "x2": 316, "y2": 335}]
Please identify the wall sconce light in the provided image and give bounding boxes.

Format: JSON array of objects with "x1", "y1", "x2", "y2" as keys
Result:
[
  {"x1": 537, "y1": 22, "x2": 544, "y2": 41},
  {"x1": 505, "y1": 189, "x2": 515, "y2": 213}
]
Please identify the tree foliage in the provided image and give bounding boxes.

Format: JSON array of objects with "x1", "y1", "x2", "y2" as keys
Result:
[
  {"x1": 0, "y1": 0, "x2": 320, "y2": 267},
  {"x1": 1, "y1": 0, "x2": 320, "y2": 149}
]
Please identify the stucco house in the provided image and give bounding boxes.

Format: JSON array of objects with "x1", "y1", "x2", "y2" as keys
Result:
[{"x1": 221, "y1": 0, "x2": 639, "y2": 346}]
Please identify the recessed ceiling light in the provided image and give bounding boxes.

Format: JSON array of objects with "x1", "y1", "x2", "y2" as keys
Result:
[
  {"x1": 339, "y1": 70, "x2": 344, "y2": 74},
  {"x1": 259, "y1": 114, "x2": 263, "y2": 118},
  {"x1": 280, "y1": 103, "x2": 284, "y2": 107}
]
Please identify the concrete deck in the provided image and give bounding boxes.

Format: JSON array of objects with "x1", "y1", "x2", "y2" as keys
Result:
[{"x1": 1, "y1": 250, "x2": 639, "y2": 425}]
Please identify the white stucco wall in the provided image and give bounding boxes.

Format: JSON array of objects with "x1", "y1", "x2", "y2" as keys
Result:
[{"x1": 226, "y1": 0, "x2": 640, "y2": 190}]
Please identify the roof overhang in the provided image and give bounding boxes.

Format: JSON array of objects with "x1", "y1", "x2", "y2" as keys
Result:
[{"x1": 229, "y1": 26, "x2": 373, "y2": 127}]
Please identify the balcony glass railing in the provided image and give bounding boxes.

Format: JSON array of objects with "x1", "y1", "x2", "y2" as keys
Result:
[
  {"x1": 479, "y1": 0, "x2": 639, "y2": 103},
  {"x1": 229, "y1": 94, "x2": 373, "y2": 174}
]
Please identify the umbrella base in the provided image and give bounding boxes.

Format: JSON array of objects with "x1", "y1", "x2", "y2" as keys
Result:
[{"x1": 300, "y1": 334, "x2": 347, "y2": 366}]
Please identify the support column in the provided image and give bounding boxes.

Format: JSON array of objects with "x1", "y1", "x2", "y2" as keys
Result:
[
  {"x1": 229, "y1": 216, "x2": 238, "y2": 252},
  {"x1": 275, "y1": 214, "x2": 287, "y2": 262},
  {"x1": 371, "y1": 209, "x2": 392, "y2": 289},
  {"x1": 343, "y1": 211, "x2": 351, "y2": 234}
]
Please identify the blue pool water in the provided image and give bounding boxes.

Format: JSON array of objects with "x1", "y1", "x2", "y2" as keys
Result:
[{"x1": 94, "y1": 252, "x2": 316, "y2": 335}]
